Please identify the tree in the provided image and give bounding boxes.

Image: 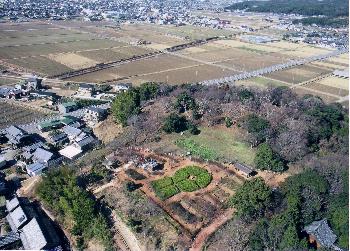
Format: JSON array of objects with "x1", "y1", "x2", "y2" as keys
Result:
[
  {"x1": 225, "y1": 117, "x2": 233, "y2": 128},
  {"x1": 174, "y1": 92, "x2": 196, "y2": 112},
  {"x1": 255, "y1": 143, "x2": 286, "y2": 172},
  {"x1": 162, "y1": 113, "x2": 188, "y2": 133},
  {"x1": 228, "y1": 178, "x2": 272, "y2": 220},
  {"x1": 112, "y1": 89, "x2": 140, "y2": 126},
  {"x1": 188, "y1": 123, "x2": 200, "y2": 135},
  {"x1": 238, "y1": 89, "x2": 254, "y2": 102},
  {"x1": 138, "y1": 82, "x2": 159, "y2": 101},
  {"x1": 243, "y1": 114, "x2": 270, "y2": 145}
]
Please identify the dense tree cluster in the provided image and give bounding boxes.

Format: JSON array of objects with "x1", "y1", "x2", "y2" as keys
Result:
[
  {"x1": 112, "y1": 82, "x2": 161, "y2": 126},
  {"x1": 230, "y1": 170, "x2": 348, "y2": 250},
  {"x1": 36, "y1": 167, "x2": 114, "y2": 250},
  {"x1": 225, "y1": 0, "x2": 348, "y2": 18}
]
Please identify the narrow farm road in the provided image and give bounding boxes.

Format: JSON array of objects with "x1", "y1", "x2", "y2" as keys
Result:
[{"x1": 189, "y1": 208, "x2": 235, "y2": 251}]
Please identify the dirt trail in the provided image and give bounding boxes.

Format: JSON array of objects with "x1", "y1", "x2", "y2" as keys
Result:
[
  {"x1": 112, "y1": 211, "x2": 144, "y2": 251},
  {"x1": 189, "y1": 208, "x2": 235, "y2": 251}
]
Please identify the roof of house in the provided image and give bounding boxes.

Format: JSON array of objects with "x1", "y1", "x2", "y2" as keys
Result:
[
  {"x1": 75, "y1": 135, "x2": 95, "y2": 148},
  {"x1": 86, "y1": 107, "x2": 106, "y2": 114},
  {"x1": 79, "y1": 83, "x2": 94, "y2": 89},
  {"x1": 62, "y1": 125, "x2": 82, "y2": 137},
  {"x1": 60, "y1": 102, "x2": 77, "y2": 108},
  {"x1": 304, "y1": 219, "x2": 337, "y2": 248},
  {"x1": 6, "y1": 197, "x2": 20, "y2": 212},
  {"x1": 48, "y1": 132, "x2": 67, "y2": 142},
  {"x1": 234, "y1": 163, "x2": 253, "y2": 174},
  {"x1": 60, "y1": 116, "x2": 78, "y2": 125},
  {"x1": 39, "y1": 120, "x2": 62, "y2": 130},
  {"x1": 32, "y1": 148, "x2": 53, "y2": 162},
  {"x1": 26, "y1": 162, "x2": 46, "y2": 175},
  {"x1": 59, "y1": 145, "x2": 82, "y2": 159},
  {"x1": 20, "y1": 218, "x2": 48, "y2": 250},
  {"x1": 22, "y1": 141, "x2": 45, "y2": 153},
  {"x1": 6, "y1": 126, "x2": 24, "y2": 138},
  {"x1": 6, "y1": 205, "x2": 28, "y2": 230}
]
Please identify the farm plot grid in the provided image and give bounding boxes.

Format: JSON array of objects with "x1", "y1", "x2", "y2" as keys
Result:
[{"x1": 0, "y1": 101, "x2": 47, "y2": 129}]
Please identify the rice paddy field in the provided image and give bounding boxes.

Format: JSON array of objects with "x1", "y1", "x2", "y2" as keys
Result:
[{"x1": 0, "y1": 20, "x2": 347, "y2": 105}]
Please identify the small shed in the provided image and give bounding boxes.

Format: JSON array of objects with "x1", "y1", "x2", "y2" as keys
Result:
[{"x1": 234, "y1": 163, "x2": 254, "y2": 177}]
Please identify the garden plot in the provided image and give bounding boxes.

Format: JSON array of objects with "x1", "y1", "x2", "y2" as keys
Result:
[{"x1": 151, "y1": 166, "x2": 212, "y2": 200}]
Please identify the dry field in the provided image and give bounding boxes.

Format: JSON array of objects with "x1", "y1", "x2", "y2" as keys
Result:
[
  {"x1": 0, "y1": 100, "x2": 47, "y2": 129},
  {"x1": 265, "y1": 64, "x2": 332, "y2": 84},
  {"x1": 292, "y1": 87, "x2": 339, "y2": 103}
]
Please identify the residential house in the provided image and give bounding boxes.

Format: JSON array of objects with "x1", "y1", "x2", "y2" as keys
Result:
[
  {"x1": 234, "y1": 163, "x2": 255, "y2": 178},
  {"x1": 4, "y1": 197, "x2": 61, "y2": 250},
  {"x1": 6, "y1": 197, "x2": 20, "y2": 212},
  {"x1": 0, "y1": 156, "x2": 6, "y2": 169},
  {"x1": 83, "y1": 107, "x2": 107, "y2": 126},
  {"x1": 103, "y1": 152, "x2": 120, "y2": 169},
  {"x1": 31, "y1": 148, "x2": 53, "y2": 166},
  {"x1": 62, "y1": 125, "x2": 83, "y2": 141},
  {"x1": 113, "y1": 83, "x2": 131, "y2": 93},
  {"x1": 78, "y1": 83, "x2": 95, "y2": 96},
  {"x1": 58, "y1": 102, "x2": 78, "y2": 114},
  {"x1": 25, "y1": 76, "x2": 42, "y2": 90},
  {"x1": 59, "y1": 145, "x2": 82, "y2": 160},
  {"x1": 304, "y1": 219, "x2": 341, "y2": 250},
  {"x1": 26, "y1": 162, "x2": 46, "y2": 176},
  {"x1": 5, "y1": 126, "x2": 31, "y2": 148},
  {"x1": 6, "y1": 205, "x2": 28, "y2": 231},
  {"x1": 47, "y1": 131, "x2": 68, "y2": 147},
  {"x1": 38, "y1": 120, "x2": 63, "y2": 132}
]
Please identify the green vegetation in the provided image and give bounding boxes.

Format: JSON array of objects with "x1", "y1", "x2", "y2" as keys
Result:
[
  {"x1": 173, "y1": 127, "x2": 256, "y2": 165},
  {"x1": 175, "y1": 138, "x2": 217, "y2": 160},
  {"x1": 36, "y1": 167, "x2": 114, "y2": 250},
  {"x1": 225, "y1": 117, "x2": 233, "y2": 128},
  {"x1": 226, "y1": 0, "x2": 348, "y2": 18},
  {"x1": 255, "y1": 143, "x2": 286, "y2": 172},
  {"x1": 293, "y1": 17, "x2": 349, "y2": 27},
  {"x1": 151, "y1": 166, "x2": 212, "y2": 200},
  {"x1": 228, "y1": 178, "x2": 272, "y2": 220},
  {"x1": 238, "y1": 89, "x2": 255, "y2": 102},
  {"x1": 174, "y1": 92, "x2": 197, "y2": 112},
  {"x1": 162, "y1": 113, "x2": 189, "y2": 133},
  {"x1": 112, "y1": 89, "x2": 141, "y2": 126},
  {"x1": 230, "y1": 169, "x2": 349, "y2": 250},
  {"x1": 306, "y1": 103, "x2": 344, "y2": 147},
  {"x1": 112, "y1": 82, "x2": 160, "y2": 126}
]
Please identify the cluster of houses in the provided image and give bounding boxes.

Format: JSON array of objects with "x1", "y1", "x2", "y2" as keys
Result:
[
  {"x1": 0, "y1": 103, "x2": 108, "y2": 176},
  {"x1": 0, "y1": 196, "x2": 61, "y2": 250},
  {"x1": 0, "y1": 76, "x2": 45, "y2": 100}
]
